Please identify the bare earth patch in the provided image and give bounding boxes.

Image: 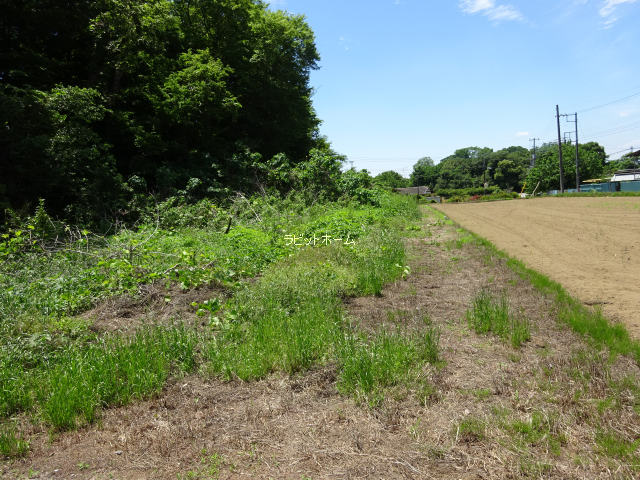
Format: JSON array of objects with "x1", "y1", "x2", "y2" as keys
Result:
[
  {"x1": 82, "y1": 283, "x2": 230, "y2": 334},
  {"x1": 4, "y1": 206, "x2": 640, "y2": 479}
]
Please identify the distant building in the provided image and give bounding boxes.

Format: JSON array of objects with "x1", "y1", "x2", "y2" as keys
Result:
[
  {"x1": 394, "y1": 186, "x2": 431, "y2": 195},
  {"x1": 611, "y1": 169, "x2": 640, "y2": 182}
]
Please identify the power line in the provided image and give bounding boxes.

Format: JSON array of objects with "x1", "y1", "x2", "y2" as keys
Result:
[
  {"x1": 609, "y1": 147, "x2": 632, "y2": 156},
  {"x1": 581, "y1": 119, "x2": 640, "y2": 139},
  {"x1": 577, "y1": 89, "x2": 640, "y2": 114}
]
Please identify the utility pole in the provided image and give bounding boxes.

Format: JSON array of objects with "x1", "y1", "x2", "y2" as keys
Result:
[
  {"x1": 561, "y1": 112, "x2": 580, "y2": 191},
  {"x1": 529, "y1": 138, "x2": 540, "y2": 167},
  {"x1": 556, "y1": 105, "x2": 565, "y2": 193},
  {"x1": 482, "y1": 157, "x2": 487, "y2": 195},
  {"x1": 574, "y1": 113, "x2": 580, "y2": 191}
]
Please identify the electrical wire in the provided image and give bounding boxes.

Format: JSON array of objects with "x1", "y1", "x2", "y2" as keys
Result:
[{"x1": 577, "y1": 90, "x2": 640, "y2": 114}]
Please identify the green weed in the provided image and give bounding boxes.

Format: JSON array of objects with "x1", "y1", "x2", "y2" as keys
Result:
[
  {"x1": 455, "y1": 416, "x2": 486, "y2": 443},
  {"x1": 505, "y1": 411, "x2": 566, "y2": 456},
  {"x1": 596, "y1": 430, "x2": 640, "y2": 467},
  {"x1": 456, "y1": 224, "x2": 640, "y2": 362},
  {"x1": 519, "y1": 458, "x2": 553, "y2": 478},
  {"x1": 0, "y1": 326, "x2": 198, "y2": 430},
  {"x1": 337, "y1": 326, "x2": 440, "y2": 406},
  {"x1": 466, "y1": 290, "x2": 530, "y2": 348},
  {"x1": 0, "y1": 423, "x2": 29, "y2": 459}
]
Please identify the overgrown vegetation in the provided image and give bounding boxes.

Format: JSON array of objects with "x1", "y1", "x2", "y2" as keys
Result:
[
  {"x1": 0, "y1": 192, "x2": 436, "y2": 454},
  {"x1": 337, "y1": 324, "x2": 440, "y2": 406},
  {"x1": 0, "y1": 424, "x2": 29, "y2": 460}
]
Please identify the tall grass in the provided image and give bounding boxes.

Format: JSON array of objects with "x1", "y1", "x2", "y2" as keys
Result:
[
  {"x1": 467, "y1": 290, "x2": 530, "y2": 348},
  {"x1": 0, "y1": 193, "x2": 425, "y2": 438},
  {"x1": 0, "y1": 423, "x2": 29, "y2": 459},
  {"x1": 337, "y1": 326, "x2": 440, "y2": 406},
  {"x1": 205, "y1": 227, "x2": 412, "y2": 383},
  {"x1": 0, "y1": 326, "x2": 197, "y2": 431},
  {"x1": 204, "y1": 198, "x2": 437, "y2": 403}
]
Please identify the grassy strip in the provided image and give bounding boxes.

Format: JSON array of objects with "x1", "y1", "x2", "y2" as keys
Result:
[
  {"x1": 337, "y1": 325, "x2": 440, "y2": 406},
  {"x1": 0, "y1": 423, "x2": 29, "y2": 459},
  {"x1": 429, "y1": 206, "x2": 640, "y2": 362},
  {"x1": 205, "y1": 226, "x2": 422, "y2": 380},
  {"x1": 0, "y1": 196, "x2": 410, "y2": 340},
  {"x1": 1, "y1": 195, "x2": 418, "y2": 379},
  {"x1": 205, "y1": 202, "x2": 440, "y2": 404}
]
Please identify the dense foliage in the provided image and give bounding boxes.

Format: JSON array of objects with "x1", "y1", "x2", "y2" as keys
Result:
[
  {"x1": 409, "y1": 147, "x2": 531, "y2": 193},
  {"x1": 1, "y1": 0, "x2": 329, "y2": 226},
  {"x1": 524, "y1": 142, "x2": 607, "y2": 192},
  {"x1": 407, "y1": 142, "x2": 624, "y2": 195}
]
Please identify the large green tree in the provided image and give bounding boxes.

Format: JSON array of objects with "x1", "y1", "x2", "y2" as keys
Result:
[
  {"x1": 487, "y1": 146, "x2": 529, "y2": 191},
  {"x1": 410, "y1": 157, "x2": 440, "y2": 189},
  {"x1": 374, "y1": 171, "x2": 409, "y2": 189},
  {"x1": 434, "y1": 147, "x2": 493, "y2": 190},
  {"x1": 525, "y1": 142, "x2": 606, "y2": 192}
]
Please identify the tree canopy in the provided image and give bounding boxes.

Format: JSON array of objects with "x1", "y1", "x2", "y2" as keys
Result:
[
  {"x1": 1, "y1": 0, "x2": 325, "y2": 225},
  {"x1": 524, "y1": 142, "x2": 606, "y2": 192},
  {"x1": 410, "y1": 142, "x2": 608, "y2": 194},
  {"x1": 375, "y1": 170, "x2": 409, "y2": 189}
]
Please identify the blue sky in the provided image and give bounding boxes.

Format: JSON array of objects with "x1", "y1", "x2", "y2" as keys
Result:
[{"x1": 269, "y1": 0, "x2": 640, "y2": 176}]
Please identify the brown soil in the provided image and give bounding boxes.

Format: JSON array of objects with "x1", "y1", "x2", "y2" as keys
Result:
[
  {"x1": 82, "y1": 283, "x2": 230, "y2": 334},
  {"x1": 436, "y1": 197, "x2": 640, "y2": 338},
  {"x1": 4, "y1": 206, "x2": 640, "y2": 479}
]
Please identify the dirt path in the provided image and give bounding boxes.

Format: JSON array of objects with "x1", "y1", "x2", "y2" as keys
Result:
[
  {"x1": 4, "y1": 207, "x2": 640, "y2": 479},
  {"x1": 436, "y1": 197, "x2": 640, "y2": 337}
]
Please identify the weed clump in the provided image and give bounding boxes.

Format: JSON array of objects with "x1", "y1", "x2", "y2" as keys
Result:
[
  {"x1": 0, "y1": 423, "x2": 29, "y2": 459},
  {"x1": 467, "y1": 290, "x2": 530, "y2": 348},
  {"x1": 455, "y1": 416, "x2": 486, "y2": 443},
  {"x1": 337, "y1": 326, "x2": 440, "y2": 406}
]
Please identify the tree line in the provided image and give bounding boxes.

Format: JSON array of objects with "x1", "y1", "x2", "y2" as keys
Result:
[{"x1": 375, "y1": 143, "x2": 637, "y2": 194}]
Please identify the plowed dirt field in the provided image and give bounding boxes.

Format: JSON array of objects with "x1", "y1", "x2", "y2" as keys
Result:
[{"x1": 436, "y1": 197, "x2": 640, "y2": 337}]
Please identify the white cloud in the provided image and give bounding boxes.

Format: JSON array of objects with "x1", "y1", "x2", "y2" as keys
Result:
[
  {"x1": 516, "y1": 131, "x2": 529, "y2": 137},
  {"x1": 598, "y1": 0, "x2": 638, "y2": 27},
  {"x1": 460, "y1": 0, "x2": 495, "y2": 14},
  {"x1": 487, "y1": 4, "x2": 524, "y2": 21},
  {"x1": 459, "y1": 0, "x2": 524, "y2": 22}
]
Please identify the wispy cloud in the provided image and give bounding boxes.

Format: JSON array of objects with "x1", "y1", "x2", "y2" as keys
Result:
[
  {"x1": 338, "y1": 36, "x2": 351, "y2": 52},
  {"x1": 459, "y1": 0, "x2": 524, "y2": 22},
  {"x1": 516, "y1": 131, "x2": 529, "y2": 137},
  {"x1": 599, "y1": 0, "x2": 638, "y2": 28},
  {"x1": 460, "y1": 0, "x2": 495, "y2": 13}
]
